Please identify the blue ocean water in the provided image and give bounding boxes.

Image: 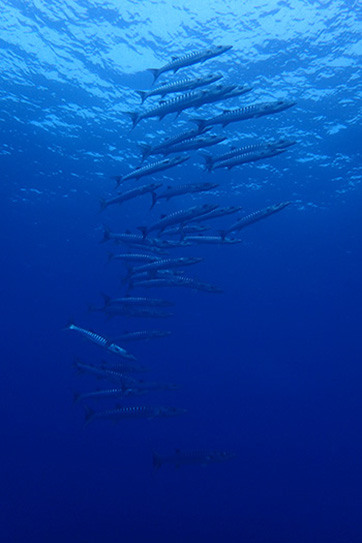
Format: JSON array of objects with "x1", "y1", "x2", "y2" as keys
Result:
[{"x1": 2, "y1": 1, "x2": 362, "y2": 541}]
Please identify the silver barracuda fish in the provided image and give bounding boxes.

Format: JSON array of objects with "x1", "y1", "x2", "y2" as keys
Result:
[
  {"x1": 151, "y1": 182, "x2": 218, "y2": 208},
  {"x1": 210, "y1": 148, "x2": 286, "y2": 171},
  {"x1": 107, "y1": 253, "x2": 161, "y2": 264},
  {"x1": 147, "y1": 45, "x2": 232, "y2": 83},
  {"x1": 128, "y1": 257, "x2": 203, "y2": 276},
  {"x1": 136, "y1": 73, "x2": 223, "y2": 103},
  {"x1": 202, "y1": 138, "x2": 296, "y2": 171},
  {"x1": 73, "y1": 359, "x2": 142, "y2": 382},
  {"x1": 138, "y1": 203, "x2": 218, "y2": 238},
  {"x1": 220, "y1": 201, "x2": 291, "y2": 239},
  {"x1": 84, "y1": 404, "x2": 186, "y2": 426},
  {"x1": 159, "y1": 135, "x2": 226, "y2": 156},
  {"x1": 116, "y1": 156, "x2": 189, "y2": 185},
  {"x1": 115, "y1": 330, "x2": 172, "y2": 342},
  {"x1": 64, "y1": 321, "x2": 136, "y2": 360},
  {"x1": 190, "y1": 100, "x2": 296, "y2": 130},
  {"x1": 138, "y1": 126, "x2": 211, "y2": 162},
  {"x1": 183, "y1": 235, "x2": 242, "y2": 245},
  {"x1": 100, "y1": 183, "x2": 162, "y2": 211}
]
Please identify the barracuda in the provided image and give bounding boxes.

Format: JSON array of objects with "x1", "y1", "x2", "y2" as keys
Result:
[
  {"x1": 84, "y1": 404, "x2": 187, "y2": 426},
  {"x1": 100, "y1": 183, "x2": 162, "y2": 211},
  {"x1": 220, "y1": 201, "x2": 291, "y2": 238},
  {"x1": 190, "y1": 99, "x2": 296, "y2": 130},
  {"x1": 116, "y1": 155, "x2": 189, "y2": 185},
  {"x1": 115, "y1": 330, "x2": 172, "y2": 342},
  {"x1": 139, "y1": 126, "x2": 211, "y2": 162},
  {"x1": 147, "y1": 45, "x2": 232, "y2": 83},
  {"x1": 138, "y1": 203, "x2": 218, "y2": 238},
  {"x1": 129, "y1": 256, "x2": 203, "y2": 276},
  {"x1": 151, "y1": 182, "x2": 218, "y2": 208},
  {"x1": 136, "y1": 73, "x2": 223, "y2": 103},
  {"x1": 64, "y1": 322, "x2": 136, "y2": 360},
  {"x1": 183, "y1": 235, "x2": 242, "y2": 245},
  {"x1": 160, "y1": 135, "x2": 226, "y2": 156},
  {"x1": 202, "y1": 138, "x2": 296, "y2": 171},
  {"x1": 211, "y1": 148, "x2": 286, "y2": 170}
]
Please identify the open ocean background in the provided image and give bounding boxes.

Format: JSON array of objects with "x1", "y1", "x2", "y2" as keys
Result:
[{"x1": 1, "y1": 1, "x2": 362, "y2": 541}]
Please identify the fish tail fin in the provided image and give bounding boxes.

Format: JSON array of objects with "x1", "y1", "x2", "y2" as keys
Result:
[
  {"x1": 100, "y1": 226, "x2": 111, "y2": 244},
  {"x1": 72, "y1": 358, "x2": 83, "y2": 374},
  {"x1": 63, "y1": 319, "x2": 74, "y2": 330},
  {"x1": 135, "y1": 90, "x2": 148, "y2": 104},
  {"x1": 122, "y1": 265, "x2": 134, "y2": 284},
  {"x1": 150, "y1": 192, "x2": 157, "y2": 209},
  {"x1": 200, "y1": 153, "x2": 214, "y2": 172},
  {"x1": 106, "y1": 252, "x2": 114, "y2": 265},
  {"x1": 148, "y1": 68, "x2": 161, "y2": 84},
  {"x1": 100, "y1": 292, "x2": 111, "y2": 307},
  {"x1": 219, "y1": 230, "x2": 227, "y2": 241},
  {"x1": 123, "y1": 111, "x2": 140, "y2": 128},
  {"x1": 99, "y1": 198, "x2": 108, "y2": 212},
  {"x1": 83, "y1": 405, "x2": 96, "y2": 427},
  {"x1": 189, "y1": 118, "x2": 206, "y2": 131},
  {"x1": 72, "y1": 391, "x2": 81, "y2": 404},
  {"x1": 138, "y1": 143, "x2": 152, "y2": 161},
  {"x1": 137, "y1": 226, "x2": 147, "y2": 239},
  {"x1": 152, "y1": 451, "x2": 164, "y2": 470}
]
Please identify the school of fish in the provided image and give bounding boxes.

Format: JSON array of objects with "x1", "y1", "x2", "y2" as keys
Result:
[{"x1": 66, "y1": 45, "x2": 296, "y2": 468}]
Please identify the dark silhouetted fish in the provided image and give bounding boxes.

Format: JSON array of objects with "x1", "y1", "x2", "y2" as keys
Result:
[{"x1": 153, "y1": 449, "x2": 235, "y2": 469}]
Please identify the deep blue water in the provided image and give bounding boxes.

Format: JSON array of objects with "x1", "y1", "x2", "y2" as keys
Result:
[{"x1": 2, "y1": 1, "x2": 362, "y2": 542}]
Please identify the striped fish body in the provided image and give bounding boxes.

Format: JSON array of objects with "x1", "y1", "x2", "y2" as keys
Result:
[
  {"x1": 183, "y1": 235, "x2": 241, "y2": 245},
  {"x1": 148, "y1": 45, "x2": 232, "y2": 83},
  {"x1": 100, "y1": 183, "x2": 162, "y2": 210},
  {"x1": 191, "y1": 100, "x2": 296, "y2": 129},
  {"x1": 121, "y1": 156, "x2": 189, "y2": 184},
  {"x1": 130, "y1": 257, "x2": 202, "y2": 275},
  {"x1": 136, "y1": 73, "x2": 223, "y2": 103},
  {"x1": 139, "y1": 127, "x2": 211, "y2": 161},
  {"x1": 161, "y1": 135, "x2": 225, "y2": 156},
  {"x1": 223, "y1": 202, "x2": 291, "y2": 236},
  {"x1": 84, "y1": 405, "x2": 186, "y2": 426},
  {"x1": 65, "y1": 323, "x2": 135, "y2": 360},
  {"x1": 116, "y1": 330, "x2": 172, "y2": 341},
  {"x1": 213, "y1": 148, "x2": 285, "y2": 170},
  {"x1": 140, "y1": 204, "x2": 218, "y2": 237}
]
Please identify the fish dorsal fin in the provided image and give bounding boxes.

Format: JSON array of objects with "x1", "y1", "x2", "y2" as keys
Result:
[
  {"x1": 222, "y1": 109, "x2": 230, "y2": 114},
  {"x1": 167, "y1": 185, "x2": 172, "y2": 189},
  {"x1": 160, "y1": 214, "x2": 167, "y2": 219},
  {"x1": 125, "y1": 229, "x2": 131, "y2": 234},
  {"x1": 172, "y1": 55, "x2": 179, "y2": 61}
]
